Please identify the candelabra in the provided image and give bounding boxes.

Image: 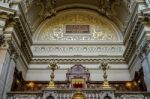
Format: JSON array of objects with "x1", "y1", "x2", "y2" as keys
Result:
[
  {"x1": 47, "y1": 61, "x2": 58, "y2": 88},
  {"x1": 100, "y1": 62, "x2": 111, "y2": 88}
]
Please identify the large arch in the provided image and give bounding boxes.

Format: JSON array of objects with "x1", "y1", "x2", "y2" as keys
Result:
[{"x1": 33, "y1": 9, "x2": 123, "y2": 43}]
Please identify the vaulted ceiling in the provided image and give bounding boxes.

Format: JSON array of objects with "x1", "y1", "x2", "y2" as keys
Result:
[{"x1": 22, "y1": 0, "x2": 131, "y2": 36}]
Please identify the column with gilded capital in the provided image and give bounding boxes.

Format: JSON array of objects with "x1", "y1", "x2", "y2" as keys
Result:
[
  {"x1": 0, "y1": 12, "x2": 10, "y2": 99},
  {"x1": 2, "y1": 40, "x2": 19, "y2": 99},
  {"x1": 0, "y1": 7, "x2": 16, "y2": 99}
]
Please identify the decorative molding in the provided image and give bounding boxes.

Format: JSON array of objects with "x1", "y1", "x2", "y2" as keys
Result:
[
  {"x1": 7, "y1": 39, "x2": 18, "y2": 60},
  {"x1": 145, "y1": 0, "x2": 150, "y2": 7},
  {"x1": 31, "y1": 45, "x2": 124, "y2": 57},
  {"x1": 0, "y1": 34, "x2": 5, "y2": 46},
  {"x1": 138, "y1": 39, "x2": 150, "y2": 60},
  {"x1": 120, "y1": 94, "x2": 144, "y2": 99},
  {"x1": 39, "y1": 0, "x2": 56, "y2": 20},
  {"x1": 124, "y1": 12, "x2": 150, "y2": 63},
  {"x1": 31, "y1": 58, "x2": 125, "y2": 64},
  {"x1": 34, "y1": 10, "x2": 121, "y2": 42}
]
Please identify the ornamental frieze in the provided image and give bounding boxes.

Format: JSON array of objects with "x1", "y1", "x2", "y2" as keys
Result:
[{"x1": 31, "y1": 45, "x2": 124, "y2": 56}]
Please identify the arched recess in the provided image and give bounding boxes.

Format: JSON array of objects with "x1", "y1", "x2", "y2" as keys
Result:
[{"x1": 33, "y1": 9, "x2": 123, "y2": 43}]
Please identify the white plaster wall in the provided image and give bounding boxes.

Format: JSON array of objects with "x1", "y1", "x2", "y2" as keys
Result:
[
  {"x1": 26, "y1": 63, "x2": 130, "y2": 81},
  {"x1": 16, "y1": 57, "x2": 27, "y2": 79},
  {"x1": 129, "y1": 58, "x2": 142, "y2": 80},
  {"x1": 25, "y1": 69, "x2": 131, "y2": 81},
  {"x1": 0, "y1": 49, "x2": 7, "y2": 99}
]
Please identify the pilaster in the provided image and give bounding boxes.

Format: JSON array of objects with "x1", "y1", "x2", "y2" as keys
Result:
[
  {"x1": 1, "y1": 40, "x2": 19, "y2": 99},
  {"x1": 123, "y1": 1, "x2": 150, "y2": 92},
  {"x1": 140, "y1": 34, "x2": 150, "y2": 92}
]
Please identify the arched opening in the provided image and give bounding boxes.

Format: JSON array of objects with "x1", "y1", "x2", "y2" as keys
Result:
[
  {"x1": 46, "y1": 95, "x2": 54, "y2": 99},
  {"x1": 72, "y1": 91, "x2": 86, "y2": 99},
  {"x1": 104, "y1": 94, "x2": 112, "y2": 99},
  {"x1": 33, "y1": 9, "x2": 123, "y2": 43}
]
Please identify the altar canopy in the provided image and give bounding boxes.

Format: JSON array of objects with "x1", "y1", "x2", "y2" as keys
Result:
[{"x1": 66, "y1": 64, "x2": 90, "y2": 88}]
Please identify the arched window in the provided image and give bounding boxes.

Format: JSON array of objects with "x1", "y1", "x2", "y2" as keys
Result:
[{"x1": 47, "y1": 95, "x2": 54, "y2": 99}]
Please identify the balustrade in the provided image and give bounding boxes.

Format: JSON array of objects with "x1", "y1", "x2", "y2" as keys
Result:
[
  {"x1": 7, "y1": 88, "x2": 150, "y2": 99},
  {"x1": 0, "y1": 0, "x2": 11, "y2": 3}
]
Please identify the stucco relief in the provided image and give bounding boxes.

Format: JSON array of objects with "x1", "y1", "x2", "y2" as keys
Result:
[
  {"x1": 34, "y1": 10, "x2": 121, "y2": 42},
  {"x1": 31, "y1": 45, "x2": 124, "y2": 56}
]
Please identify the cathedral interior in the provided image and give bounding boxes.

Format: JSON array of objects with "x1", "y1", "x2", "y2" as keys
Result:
[{"x1": 0, "y1": 0, "x2": 150, "y2": 99}]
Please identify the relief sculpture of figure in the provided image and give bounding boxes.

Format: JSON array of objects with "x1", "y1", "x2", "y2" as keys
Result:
[{"x1": 145, "y1": 0, "x2": 150, "y2": 6}]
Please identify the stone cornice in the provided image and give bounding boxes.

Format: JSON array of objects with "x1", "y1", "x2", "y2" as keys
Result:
[
  {"x1": 0, "y1": 5, "x2": 16, "y2": 15},
  {"x1": 124, "y1": 12, "x2": 150, "y2": 63},
  {"x1": 14, "y1": 16, "x2": 33, "y2": 63},
  {"x1": 30, "y1": 58, "x2": 126, "y2": 64}
]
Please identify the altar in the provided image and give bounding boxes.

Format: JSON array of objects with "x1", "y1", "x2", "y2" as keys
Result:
[
  {"x1": 42, "y1": 88, "x2": 115, "y2": 99},
  {"x1": 7, "y1": 64, "x2": 150, "y2": 99}
]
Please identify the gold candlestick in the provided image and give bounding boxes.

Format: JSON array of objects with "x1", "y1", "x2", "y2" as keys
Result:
[
  {"x1": 101, "y1": 62, "x2": 111, "y2": 88},
  {"x1": 47, "y1": 61, "x2": 58, "y2": 88}
]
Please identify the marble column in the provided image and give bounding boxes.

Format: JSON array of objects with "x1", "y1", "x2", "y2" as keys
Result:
[
  {"x1": 0, "y1": 49, "x2": 9, "y2": 99},
  {"x1": 2, "y1": 53, "x2": 17, "y2": 99},
  {"x1": 0, "y1": 40, "x2": 18, "y2": 99}
]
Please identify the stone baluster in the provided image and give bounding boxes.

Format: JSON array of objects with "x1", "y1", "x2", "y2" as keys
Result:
[
  {"x1": 95, "y1": 93, "x2": 98, "y2": 99},
  {"x1": 90, "y1": 93, "x2": 92, "y2": 99},
  {"x1": 94, "y1": 93, "x2": 96, "y2": 99},
  {"x1": 55, "y1": 93, "x2": 58, "y2": 99},
  {"x1": 91, "y1": 93, "x2": 94, "y2": 99},
  {"x1": 60, "y1": 93, "x2": 63, "y2": 99},
  {"x1": 87, "y1": 93, "x2": 90, "y2": 99},
  {"x1": 98, "y1": 93, "x2": 100, "y2": 99},
  {"x1": 67, "y1": 93, "x2": 70, "y2": 99},
  {"x1": 91, "y1": 93, "x2": 93, "y2": 99},
  {"x1": 57, "y1": 93, "x2": 60, "y2": 99},
  {"x1": 63, "y1": 93, "x2": 66, "y2": 99}
]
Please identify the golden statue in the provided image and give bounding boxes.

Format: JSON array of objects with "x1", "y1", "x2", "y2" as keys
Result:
[
  {"x1": 101, "y1": 62, "x2": 111, "y2": 88},
  {"x1": 47, "y1": 61, "x2": 58, "y2": 88},
  {"x1": 72, "y1": 91, "x2": 86, "y2": 99}
]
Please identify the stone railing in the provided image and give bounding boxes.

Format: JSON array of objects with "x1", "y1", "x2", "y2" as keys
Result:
[
  {"x1": 0, "y1": 0, "x2": 11, "y2": 3},
  {"x1": 7, "y1": 88, "x2": 150, "y2": 99},
  {"x1": 0, "y1": 0, "x2": 12, "y2": 8},
  {"x1": 115, "y1": 91, "x2": 150, "y2": 99},
  {"x1": 7, "y1": 91, "x2": 42, "y2": 99}
]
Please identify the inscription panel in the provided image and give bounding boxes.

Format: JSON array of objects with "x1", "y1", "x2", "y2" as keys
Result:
[{"x1": 65, "y1": 25, "x2": 90, "y2": 34}]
